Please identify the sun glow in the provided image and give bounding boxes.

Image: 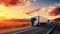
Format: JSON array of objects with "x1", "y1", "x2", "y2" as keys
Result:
[{"x1": 0, "y1": 0, "x2": 31, "y2": 19}]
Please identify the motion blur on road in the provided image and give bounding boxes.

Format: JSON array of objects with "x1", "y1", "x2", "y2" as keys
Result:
[{"x1": 0, "y1": 22, "x2": 60, "y2": 34}]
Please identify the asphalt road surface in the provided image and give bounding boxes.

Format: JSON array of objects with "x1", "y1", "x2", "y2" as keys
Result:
[
  {"x1": 49, "y1": 24, "x2": 60, "y2": 34},
  {"x1": 0, "y1": 23, "x2": 60, "y2": 34}
]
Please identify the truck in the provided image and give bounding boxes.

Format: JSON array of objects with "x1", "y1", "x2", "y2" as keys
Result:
[{"x1": 31, "y1": 16, "x2": 50, "y2": 26}]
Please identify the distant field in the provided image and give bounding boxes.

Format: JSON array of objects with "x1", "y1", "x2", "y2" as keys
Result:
[{"x1": 0, "y1": 21, "x2": 30, "y2": 28}]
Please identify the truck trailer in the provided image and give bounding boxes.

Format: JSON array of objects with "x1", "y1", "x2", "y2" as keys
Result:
[{"x1": 31, "y1": 16, "x2": 50, "y2": 26}]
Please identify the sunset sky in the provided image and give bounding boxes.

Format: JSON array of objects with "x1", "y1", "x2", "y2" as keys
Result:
[{"x1": 0, "y1": 0, "x2": 60, "y2": 20}]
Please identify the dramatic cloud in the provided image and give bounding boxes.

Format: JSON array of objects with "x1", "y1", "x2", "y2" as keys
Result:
[
  {"x1": 25, "y1": 8, "x2": 40, "y2": 14},
  {"x1": 48, "y1": 7, "x2": 60, "y2": 16},
  {"x1": 0, "y1": 0, "x2": 30, "y2": 7},
  {"x1": 25, "y1": 5, "x2": 60, "y2": 16}
]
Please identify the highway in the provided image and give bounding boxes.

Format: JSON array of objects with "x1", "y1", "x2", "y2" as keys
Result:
[{"x1": 0, "y1": 23, "x2": 60, "y2": 34}]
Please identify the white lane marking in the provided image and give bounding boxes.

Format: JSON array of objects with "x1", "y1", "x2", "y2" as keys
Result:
[{"x1": 46, "y1": 24, "x2": 56, "y2": 34}]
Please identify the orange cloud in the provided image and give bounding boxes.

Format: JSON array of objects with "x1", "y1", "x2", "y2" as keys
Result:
[
  {"x1": 25, "y1": 8, "x2": 40, "y2": 14},
  {"x1": 24, "y1": 6, "x2": 60, "y2": 19},
  {"x1": 0, "y1": 0, "x2": 30, "y2": 7},
  {"x1": 48, "y1": 7, "x2": 60, "y2": 16}
]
